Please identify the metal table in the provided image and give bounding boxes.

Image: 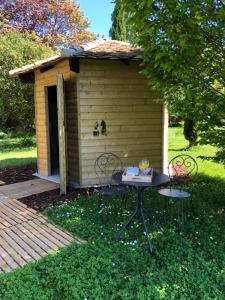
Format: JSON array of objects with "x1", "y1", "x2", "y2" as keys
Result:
[{"x1": 113, "y1": 171, "x2": 170, "y2": 254}]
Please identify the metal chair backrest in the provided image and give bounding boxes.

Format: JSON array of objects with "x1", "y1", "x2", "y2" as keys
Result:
[
  {"x1": 94, "y1": 153, "x2": 124, "y2": 186},
  {"x1": 168, "y1": 154, "x2": 198, "y2": 184}
]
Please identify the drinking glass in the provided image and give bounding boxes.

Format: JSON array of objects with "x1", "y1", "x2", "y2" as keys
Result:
[{"x1": 139, "y1": 159, "x2": 149, "y2": 173}]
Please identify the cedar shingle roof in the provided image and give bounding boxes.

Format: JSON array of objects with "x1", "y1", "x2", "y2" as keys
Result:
[
  {"x1": 9, "y1": 39, "x2": 142, "y2": 77},
  {"x1": 78, "y1": 40, "x2": 142, "y2": 60}
]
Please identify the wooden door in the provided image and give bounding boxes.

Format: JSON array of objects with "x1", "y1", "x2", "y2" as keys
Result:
[{"x1": 57, "y1": 74, "x2": 67, "y2": 194}]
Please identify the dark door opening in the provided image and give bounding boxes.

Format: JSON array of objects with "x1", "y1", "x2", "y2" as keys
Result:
[{"x1": 48, "y1": 86, "x2": 59, "y2": 175}]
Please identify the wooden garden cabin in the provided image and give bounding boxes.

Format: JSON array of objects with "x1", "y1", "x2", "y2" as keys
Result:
[{"x1": 9, "y1": 39, "x2": 168, "y2": 193}]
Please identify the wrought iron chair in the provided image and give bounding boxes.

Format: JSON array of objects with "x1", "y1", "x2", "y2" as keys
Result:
[
  {"x1": 158, "y1": 154, "x2": 198, "y2": 228},
  {"x1": 94, "y1": 153, "x2": 128, "y2": 210}
]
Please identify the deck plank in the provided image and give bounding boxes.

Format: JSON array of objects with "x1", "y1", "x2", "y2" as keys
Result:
[
  {"x1": 0, "y1": 237, "x2": 27, "y2": 267},
  {"x1": 16, "y1": 222, "x2": 55, "y2": 253},
  {"x1": 0, "y1": 245, "x2": 19, "y2": 271},
  {"x1": 11, "y1": 225, "x2": 47, "y2": 257},
  {"x1": 1, "y1": 205, "x2": 26, "y2": 223},
  {"x1": 32, "y1": 218, "x2": 73, "y2": 245},
  {"x1": 4, "y1": 227, "x2": 41, "y2": 261},
  {"x1": 29, "y1": 219, "x2": 67, "y2": 248},
  {"x1": 0, "y1": 211, "x2": 16, "y2": 227},
  {"x1": 1, "y1": 202, "x2": 34, "y2": 221},
  {"x1": 0, "y1": 179, "x2": 85, "y2": 273},
  {"x1": 0, "y1": 230, "x2": 33, "y2": 263}
]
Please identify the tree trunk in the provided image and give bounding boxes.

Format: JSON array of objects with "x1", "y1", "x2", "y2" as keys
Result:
[{"x1": 183, "y1": 119, "x2": 198, "y2": 148}]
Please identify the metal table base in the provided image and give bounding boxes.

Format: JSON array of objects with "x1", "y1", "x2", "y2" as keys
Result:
[
  {"x1": 113, "y1": 171, "x2": 170, "y2": 254},
  {"x1": 116, "y1": 188, "x2": 155, "y2": 254}
]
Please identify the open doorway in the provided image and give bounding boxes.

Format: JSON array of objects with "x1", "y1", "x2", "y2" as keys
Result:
[{"x1": 47, "y1": 86, "x2": 59, "y2": 175}]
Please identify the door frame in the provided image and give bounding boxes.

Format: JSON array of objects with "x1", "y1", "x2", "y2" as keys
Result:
[
  {"x1": 44, "y1": 86, "x2": 53, "y2": 176},
  {"x1": 57, "y1": 74, "x2": 67, "y2": 194},
  {"x1": 44, "y1": 77, "x2": 67, "y2": 194},
  {"x1": 45, "y1": 85, "x2": 60, "y2": 175}
]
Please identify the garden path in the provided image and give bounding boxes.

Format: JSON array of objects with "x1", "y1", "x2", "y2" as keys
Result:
[{"x1": 0, "y1": 179, "x2": 86, "y2": 273}]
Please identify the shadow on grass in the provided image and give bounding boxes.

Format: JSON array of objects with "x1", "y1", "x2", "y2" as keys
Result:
[
  {"x1": 0, "y1": 138, "x2": 36, "y2": 153},
  {"x1": 197, "y1": 172, "x2": 225, "y2": 180},
  {"x1": 0, "y1": 173, "x2": 224, "y2": 299},
  {"x1": 0, "y1": 144, "x2": 36, "y2": 153},
  {"x1": 0, "y1": 157, "x2": 37, "y2": 169},
  {"x1": 168, "y1": 147, "x2": 194, "y2": 152}
]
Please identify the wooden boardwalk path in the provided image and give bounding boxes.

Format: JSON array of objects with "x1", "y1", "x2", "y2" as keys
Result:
[
  {"x1": 0, "y1": 179, "x2": 59, "y2": 199},
  {"x1": 0, "y1": 179, "x2": 86, "y2": 273}
]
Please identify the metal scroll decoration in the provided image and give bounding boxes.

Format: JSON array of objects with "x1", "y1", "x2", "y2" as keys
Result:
[
  {"x1": 169, "y1": 154, "x2": 198, "y2": 183},
  {"x1": 94, "y1": 153, "x2": 123, "y2": 185}
]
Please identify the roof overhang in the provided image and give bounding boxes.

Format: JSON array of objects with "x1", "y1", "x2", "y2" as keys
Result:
[{"x1": 9, "y1": 39, "x2": 143, "y2": 78}]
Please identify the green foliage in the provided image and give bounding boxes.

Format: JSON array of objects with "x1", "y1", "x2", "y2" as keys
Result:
[
  {"x1": 0, "y1": 128, "x2": 224, "y2": 299},
  {"x1": 0, "y1": 133, "x2": 36, "y2": 150},
  {"x1": 0, "y1": 131, "x2": 7, "y2": 139},
  {"x1": 0, "y1": 132, "x2": 36, "y2": 168},
  {"x1": 123, "y1": 0, "x2": 225, "y2": 162},
  {"x1": 169, "y1": 127, "x2": 225, "y2": 178},
  {"x1": 0, "y1": 148, "x2": 37, "y2": 168},
  {"x1": 1, "y1": 175, "x2": 225, "y2": 299},
  {"x1": 0, "y1": 31, "x2": 55, "y2": 132},
  {"x1": 20, "y1": 136, "x2": 35, "y2": 148},
  {"x1": 110, "y1": 0, "x2": 127, "y2": 41},
  {"x1": 109, "y1": 0, "x2": 139, "y2": 44},
  {"x1": 0, "y1": 0, "x2": 93, "y2": 47}
]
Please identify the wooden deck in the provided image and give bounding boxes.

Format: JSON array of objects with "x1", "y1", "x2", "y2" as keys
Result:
[
  {"x1": 0, "y1": 179, "x2": 59, "y2": 199},
  {"x1": 0, "y1": 179, "x2": 86, "y2": 273}
]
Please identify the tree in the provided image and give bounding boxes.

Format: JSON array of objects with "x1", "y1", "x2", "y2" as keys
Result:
[
  {"x1": 123, "y1": 0, "x2": 225, "y2": 161},
  {"x1": 110, "y1": 0, "x2": 127, "y2": 41},
  {"x1": 0, "y1": 31, "x2": 55, "y2": 132},
  {"x1": 109, "y1": 0, "x2": 139, "y2": 44},
  {"x1": 0, "y1": 0, "x2": 94, "y2": 47}
]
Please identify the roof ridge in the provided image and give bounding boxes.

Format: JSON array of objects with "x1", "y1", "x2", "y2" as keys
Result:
[
  {"x1": 9, "y1": 39, "x2": 142, "y2": 77},
  {"x1": 81, "y1": 38, "x2": 108, "y2": 51},
  {"x1": 110, "y1": 40, "x2": 132, "y2": 46},
  {"x1": 81, "y1": 39, "x2": 135, "y2": 51}
]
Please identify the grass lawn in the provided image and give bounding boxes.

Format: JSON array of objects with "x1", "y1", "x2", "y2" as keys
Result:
[
  {"x1": 169, "y1": 128, "x2": 225, "y2": 179},
  {"x1": 0, "y1": 128, "x2": 225, "y2": 299},
  {"x1": 0, "y1": 135, "x2": 37, "y2": 168}
]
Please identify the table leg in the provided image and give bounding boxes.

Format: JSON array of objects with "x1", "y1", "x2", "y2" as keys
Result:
[
  {"x1": 140, "y1": 203, "x2": 153, "y2": 253},
  {"x1": 143, "y1": 208, "x2": 164, "y2": 233},
  {"x1": 116, "y1": 205, "x2": 139, "y2": 240},
  {"x1": 116, "y1": 188, "x2": 154, "y2": 254}
]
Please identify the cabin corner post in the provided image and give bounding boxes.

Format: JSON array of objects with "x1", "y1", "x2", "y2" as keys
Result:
[
  {"x1": 76, "y1": 75, "x2": 83, "y2": 186},
  {"x1": 57, "y1": 74, "x2": 67, "y2": 194},
  {"x1": 162, "y1": 104, "x2": 168, "y2": 174}
]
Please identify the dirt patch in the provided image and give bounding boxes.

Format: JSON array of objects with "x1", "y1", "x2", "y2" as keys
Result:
[
  {"x1": 19, "y1": 187, "x2": 95, "y2": 211},
  {"x1": 0, "y1": 165, "x2": 37, "y2": 185}
]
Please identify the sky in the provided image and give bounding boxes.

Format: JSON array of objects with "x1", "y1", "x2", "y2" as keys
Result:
[{"x1": 77, "y1": 0, "x2": 114, "y2": 38}]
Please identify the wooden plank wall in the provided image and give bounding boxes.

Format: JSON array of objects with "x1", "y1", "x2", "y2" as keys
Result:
[
  {"x1": 77, "y1": 59, "x2": 165, "y2": 186},
  {"x1": 34, "y1": 59, "x2": 79, "y2": 182}
]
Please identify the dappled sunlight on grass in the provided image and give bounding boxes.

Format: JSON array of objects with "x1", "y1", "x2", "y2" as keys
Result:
[
  {"x1": 0, "y1": 129, "x2": 224, "y2": 299},
  {"x1": 39, "y1": 175, "x2": 225, "y2": 298},
  {"x1": 0, "y1": 150, "x2": 37, "y2": 168},
  {"x1": 0, "y1": 135, "x2": 37, "y2": 168},
  {"x1": 169, "y1": 127, "x2": 225, "y2": 179}
]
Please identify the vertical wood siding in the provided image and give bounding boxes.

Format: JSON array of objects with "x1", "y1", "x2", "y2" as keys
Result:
[
  {"x1": 77, "y1": 60, "x2": 165, "y2": 186},
  {"x1": 34, "y1": 59, "x2": 79, "y2": 182}
]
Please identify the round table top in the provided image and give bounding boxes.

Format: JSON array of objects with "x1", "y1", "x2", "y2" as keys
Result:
[
  {"x1": 158, "y1": 188, "x2": 190, "y2": 198},
  {"x1": 112, "y1": 170, "x2": 170, "y2": 188}
]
